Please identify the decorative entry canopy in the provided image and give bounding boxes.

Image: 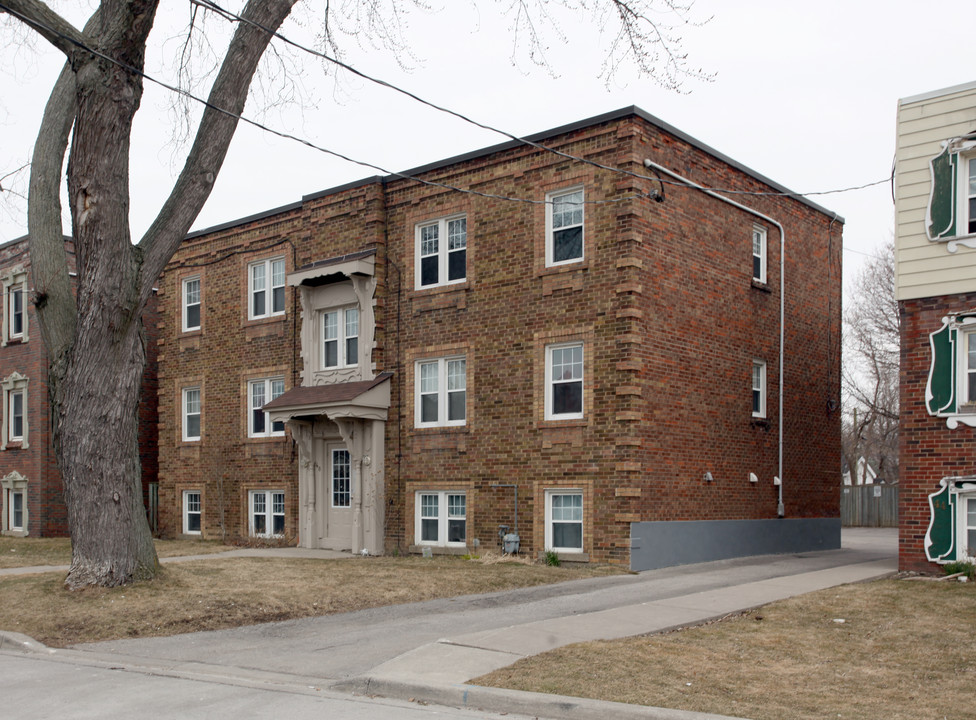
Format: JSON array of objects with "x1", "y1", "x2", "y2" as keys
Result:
[{"x1": 263, "y1": 372, "x2": 392, "y2": 424}]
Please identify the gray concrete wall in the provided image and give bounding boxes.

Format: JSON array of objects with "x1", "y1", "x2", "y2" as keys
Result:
[{"x1": 629, "y1": 518, "x2": 841, "y2": 571}]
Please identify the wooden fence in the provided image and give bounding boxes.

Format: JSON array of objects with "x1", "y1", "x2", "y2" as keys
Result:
[{"x1": 840, "y1": 484, "x2": 898, "y2": 527}]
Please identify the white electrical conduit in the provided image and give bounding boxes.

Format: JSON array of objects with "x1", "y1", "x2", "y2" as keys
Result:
[{"x1": 643, "y1": 159, "x2": 786, "y2": 517}]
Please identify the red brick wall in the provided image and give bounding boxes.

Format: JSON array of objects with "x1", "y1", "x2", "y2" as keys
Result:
[
  {"x1": 156, "y1": 111, "x2": 841, "y2": 564},
  {"x1": 899, "y1": 292, "x2": 976, "y2": 571}
]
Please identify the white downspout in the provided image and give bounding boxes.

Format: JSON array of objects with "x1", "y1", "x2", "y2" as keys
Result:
[{"x1": 643, "y1": 159, "x2": 786, "y2": 517}]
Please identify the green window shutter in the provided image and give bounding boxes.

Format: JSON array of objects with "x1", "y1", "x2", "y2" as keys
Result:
[
  {"x1": 925, "y1": 482, "x2": 957, "y2": 563},
  {"x1": 927, "y1": 321, "x2": 956, "y2": 414},
  {"x1": 928, "y1": 146, "x2": 958, "y2": 240}
]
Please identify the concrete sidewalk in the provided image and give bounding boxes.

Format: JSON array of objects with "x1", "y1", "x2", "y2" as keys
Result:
[{"x1": 1, "y1": 529, "x2": 898, "y2": 720}]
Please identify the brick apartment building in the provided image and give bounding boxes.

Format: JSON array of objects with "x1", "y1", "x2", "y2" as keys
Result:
[
  {"x1": 156, "y1": 106, "x2": 842, "y2": 570},
  {"x1": 895, "y1": 81, "x2": 976, "y2": 570},
  {"x1": 0, "y1": 236, "x2": 159, "y2": 538}
]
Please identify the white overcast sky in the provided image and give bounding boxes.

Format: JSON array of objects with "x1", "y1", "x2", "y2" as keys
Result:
[{"x1": 0, "y1": 0, "x2": 972, "y2": 294}]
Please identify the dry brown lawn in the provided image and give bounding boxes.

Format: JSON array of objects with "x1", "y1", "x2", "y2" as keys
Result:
[
  {"x1": 0, "y1": 550, "x2": 621, "y2": 648},
  {"x1": 0, "y1": 536, "x2": 235, "y2": 568},
  {"x1": 474, "y1": 578, "x2": 976, "y2": 720}
]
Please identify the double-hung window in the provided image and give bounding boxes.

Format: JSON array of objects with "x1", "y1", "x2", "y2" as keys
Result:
[
  {"x1": 926, "y1": 136, "x2": 976, "y2": 240},
  {"x1": 752, "y1": 360, "x2": 767, "y2": 418},
  {"x1": 249, "y1": 490, "x2": 285, "y2": 537},
  {"x1": 183, "y1": 387, "x2": 201, "y2": 441},
  {"x1": 183, "y1": 490, "x2": 202, "y2": 534},
  {"x1": 249, "y1": 378, "x2": 285, "y2": 437},
  {"x1": 545, "y1": 490, "x2": 583, "y2": 553},
  {"x1": 249, "y1": 257, "x2": 285, "y2": 319},
  {"x1": 415, "y1": 491, "x2": 466, "y2": 546},
  {"x1": 416, "y1": 216, "x2": 466, "y2": 288},
  {"x1": 752, "y1": 226, "x2": 767, "y2": 283},
  {"x1": 8, "y1": 390, "x2": 23, "y2": 442},
  {"x1": 322, "y1": 307, "x2": 359, "y2": 369},
  {"x1": 926, "y1": 316, "x2": 976, "y2": 426},
  {"x1": 8, "y1": 490, "x2": 24, "y2": 532},
  {"x1": 416, "y1": 357, "x2": 466, "y2": 427},
  {"x1": 9, "y1": 284, "x2": 24, "y2": 339},
  {"x1": 545, "y1": 343, "x2": 583, "y2": 420},
  {"x1": 546, "y1": 188, "x2": 584, "y2": 266},
  {"x1": 182, "y1": 276, "x2": 201, "y2": 331},
  {"x1": 331, "y1": 448, "x2": 351, "y2": 508}
]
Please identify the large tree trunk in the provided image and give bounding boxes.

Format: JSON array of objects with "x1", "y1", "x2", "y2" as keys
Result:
[{"x1": 18, "y1": 0, "x2": 299, "y2": 588}]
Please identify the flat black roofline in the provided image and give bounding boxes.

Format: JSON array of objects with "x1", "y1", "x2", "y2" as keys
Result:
[{"x1": 187, "y1": 105, "x2": 844, "y2": 239}]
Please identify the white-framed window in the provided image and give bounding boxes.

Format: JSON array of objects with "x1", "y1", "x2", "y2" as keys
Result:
[
  {"x1": 752, "y1": 225, "x2": 767, "y2": 283},
  {"x1": 248, "y1": 378, "x2": 285, "y2": 437},
  {"x1": 752, "y1": 360, "x2": 767, "y2": 418},
  {"x1": 959, "y1": 330, "x2": 976, "y2": 406},
  {"x1": 0, "y1": 372, "x2": 28, "y2": 450},
  {"x1": 415, "y1": 491, "x2": 466, "y2": 546},
  {"x1": 183, "y1": 387, "x2": 201, "y2": 441},
  {"x1": 249, "y1": 490, "x2": 285, "y2": 537},
  {"x1": 183, "y1": 490, "x2": 202, "y2": 534},
  {"x1": 8, "y1": 390, "x2": 23, "y2": 442},
  {"x1": 416, "y1": 215, "x2": 467, "y2": 289},
  {"x1": 1, "y1": 266, "x2": 28, "y2": 346},
  {"x1": 331, "y1": 448, "x2": 351, "y2": 508},
  {"x1": 545, "y1": 343, "x2": 583, "y2": 420},
  {"x1": 1, "y1": 471, "x2": 28, "y2": 536},
  {"x1": 249, "y1": 257, "x2": 286, "y2": 319},
  {"x1": 964, "y1": 496, "x2": 976, "y2": 558},
  {"x1": 182, "y1": 276, "x2": 201, "y2": 331},
  {"x1": 415, "y1": 357, "x2": 466, "y2": 427},
  {"x1": 546, "y1": 188, "x2": 584, "y2": 266},
  {"x1": 545, "y1": 490, "x2": 583, "y2": 553},
  {"x1": 9, "y1": 284, "x2": 24, "y2": 339},
  {"x1": 322, "y1": 307, "x2": 359, "y2": 369}
]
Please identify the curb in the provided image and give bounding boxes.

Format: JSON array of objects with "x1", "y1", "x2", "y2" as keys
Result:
[
  {"x1": 338, "y1": 676, "x2": 747, "y2": 720},
  {"x1": 0, "y1": 630, "x2": 56, "y2": 655}
]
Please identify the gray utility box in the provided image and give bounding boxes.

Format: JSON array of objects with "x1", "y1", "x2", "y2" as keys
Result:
[{"x1": 502, "y1": 533, "x2": 520, "y2": 554}]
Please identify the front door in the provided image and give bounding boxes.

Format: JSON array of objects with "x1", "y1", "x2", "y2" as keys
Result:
[{"x1": 318, "y1": 443, "x2": 352, "y2": 549}]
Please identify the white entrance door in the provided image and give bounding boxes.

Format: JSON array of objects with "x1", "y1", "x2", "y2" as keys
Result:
[{"x1": 319, "y1": 443, "x2": 352, "y2": 550}]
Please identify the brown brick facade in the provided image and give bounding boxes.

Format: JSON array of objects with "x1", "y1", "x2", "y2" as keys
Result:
[{"x1": 157, "y1": 108, "x2": 841, "y2": 565}]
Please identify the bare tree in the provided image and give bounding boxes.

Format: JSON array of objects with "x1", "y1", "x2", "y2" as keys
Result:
[
  {"x1": 842, "y1": 240, "x2": 899, "y2": 484},
  {"x1": 0, "y1": 0, "x2": 704, "y2": 588}
]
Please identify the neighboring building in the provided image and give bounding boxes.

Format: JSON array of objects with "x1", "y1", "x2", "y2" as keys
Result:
[
  {"x1": 842, "y1": 457, "x2": 878, "y2": 486},
  {"x1": 896, "y1": 81, "x2": 976, "y2": 570},
  {"x1": 0, "y1": 236, "x2": 159, "y2": 537},
  {"x1": 156, "y1": 106, "x2": 842, "y2": 570}
]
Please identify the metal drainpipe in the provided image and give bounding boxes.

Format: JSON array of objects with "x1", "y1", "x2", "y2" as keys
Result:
[{"x1": 643, "y1": 159, "x2": 786, "y2": 517}]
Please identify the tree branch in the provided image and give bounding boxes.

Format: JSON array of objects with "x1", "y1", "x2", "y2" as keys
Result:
[
  {"x1": 0, "y1": 0, "x2": 90, "y2": 59},
  {"x1": 139, "y1": 0, "x2": 299, "y2": 295}
]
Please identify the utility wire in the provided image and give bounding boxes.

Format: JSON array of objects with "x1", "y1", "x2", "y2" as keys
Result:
[{"x1": 193, "y1": 0, "x2": 891, "y2": 201}]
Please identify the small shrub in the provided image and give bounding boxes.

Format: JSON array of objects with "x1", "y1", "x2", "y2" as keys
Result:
[
  {"x1": 943, "y1": 560, "x2": 976, "y2": 580},
  {"x1": 544, "y1": 549, "x2": 560, "y2": 567}
]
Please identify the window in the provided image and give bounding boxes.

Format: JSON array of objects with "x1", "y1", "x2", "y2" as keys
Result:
[
  {"x1": 183, "y1": 490, "x2": 201, "y2": 534},
  {"x1": 322, "y1": 307, "x2": 359, "y2": 369},
  {"x1": 546, "y1": 188, "x2": 584, "y2": 266},
  {"x1": 926, "y1": 316, "x2": 976, "y2": 426},
  {"x1": 248, "y1": 378, "x2": 285, "y2": 437},
  {"x1": 415, "y1": 491, "x2": 466, "y2": 546},
  {"x1": 1, "y1": 266, "x2": 28, "y2": 346},
  {"x1": 183, "y1": 387, "x2": 201, "y2": 441},
  {"x1": 752, "y1": 226, "x2": 767, "y2": 283},
  {"x1": 182, "y1": 276, "x2": 201, "y2": 331},
  {"x1": 545, "y1": 491, "x2": 583, "y2": 553},
  {"x1": 1, "y1": 372, "x2": 28, "y2": 450},
  {"x1": 752, "y1": 361, "x2": 767, "y2": 418},
  {"x1": 1, "y1": 471, "x2": 28, "y2": 536},
  {"x1": 331, "y1": 448, "x2": 351, "y2": 508},
  {"x1": 416, "y1": 357, "x2": 466, "y2": 427},
  {"x1": 249, "y1": 257, "x2": 285, "y2": 319},
  {"x1": 546, "y1": 343, "x2": 583, "y2": 420},
  {"x1": 416, "y1": 216, "x2": 467, "y2": 288},
  {"x1": 926, "y1": 136, "x2": 976, "y2": 241},
  {"x1": 9, "y1": 390, "x2": 23, "y2": 442},
  {"x1": 966, "y1": 497, "x2": 976, "y2": 558},
  {"x1": 249, "y1": 490, "x2": 285, "y2": 537}
]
